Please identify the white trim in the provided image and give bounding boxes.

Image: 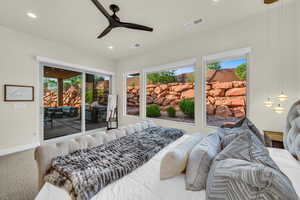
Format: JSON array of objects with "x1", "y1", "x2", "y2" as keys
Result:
[
  {"x1": 36, "y1": 56, "x2": 115, "y2": 75},
  {"x1": 141, "y1": 58, "x2": 197, "y2": 124},
  {"x1": 0, "y1": 143, "x2": 39, "y2": 157},
  {"x1": 203, "y1": 47, "x2": 252, "y2": 63},
  {"x1": 146, "y1": 117, "x2": 196, "y2": 127},
  {"x1": 123, "y1": 71, "x2": 141, "y2": 118},
  {"x1": 143, "y1": 58, "x2": 197, "y2": 73},
  {"x1": 38, "y1": 57, "x2": 114, "y2": 143},
  {"x1": 202, "y1": 47, "x2": 251, "y2": 128}
]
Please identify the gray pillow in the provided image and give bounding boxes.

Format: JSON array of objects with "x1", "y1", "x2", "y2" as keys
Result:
[
  {"x1": 215, "y1": 131, "x2": 279, "y2": 170},
  {"x1": 206, "y1": 159, "x2": 299, "y2": 200},
  {"x1": 185, "y1": 133, "x2": 221, "y2": 191},
  {"x1": 229, "y1": 117, "x2": 265, "y2": 144}
]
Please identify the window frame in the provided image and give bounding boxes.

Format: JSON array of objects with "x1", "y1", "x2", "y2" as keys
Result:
[
  {"x1": 202, "y1": 48, "x2": 251, "y2": 128},
  {"x1": 37, "y1": 56, "x2": 115, "y2": 144},
  {"x1": 142, "y1": 58, "x2": 197, "y2": 124},
  {"x1": 123, "y1": 71, "x2": 141, "y2": 119}
]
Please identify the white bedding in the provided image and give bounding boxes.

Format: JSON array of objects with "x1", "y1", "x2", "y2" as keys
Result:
[{"x1": 35, "y1": 136, "x2": 300, "y2": 200}]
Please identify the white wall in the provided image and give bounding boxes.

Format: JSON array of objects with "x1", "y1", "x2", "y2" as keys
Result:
[
  {"x1": 0, "y1": 25, "x2": 115, "y2": 151},
  {"x1": 298, "y1": 1, "x2": 300, "y2": 96},
  {"x1": 116, "y1": 2, "x2": 299, "y2": 134}
]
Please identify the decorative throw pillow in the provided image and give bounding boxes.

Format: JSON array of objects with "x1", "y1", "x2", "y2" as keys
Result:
[
  {"x1": 215, "y1": 131, "x2": 279, "y2": 170},
  {"x1": 185, "y1": 133, "x2": 221, "y2": 191},
  {"x1": 125, "y1": 124, "x2": 136, "y2": 135},
  {"x1": 218, "y1": 128, "x2": 252, "y2": 149},
  {"x1": 206, "y1": 159, "x2": 299, "y2": 200},
  {"x1": 160, "y1": 133, "x2": 205, "y2": 180}
]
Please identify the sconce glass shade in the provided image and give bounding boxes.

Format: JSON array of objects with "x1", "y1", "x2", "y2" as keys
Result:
[
  {"x1": 274, "y1": 104, "x2": 285, "y2": 114},
  {"x1": 264, "y1": 98, "x2": 273, "y2": 108},
  {"x1": 277, "y1": 92, "x2": 288, "y2": 102}
]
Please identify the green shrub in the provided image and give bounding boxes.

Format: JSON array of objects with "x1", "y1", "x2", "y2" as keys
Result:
[
  {"x1": 167, "y1": 106, "x2": 176, "y2": 118},
  {"x1": 207, "y1": 62, "x2": 221, "y2": 70},
  {"x1": 235, "y1": 63, "x2": 247, "y2": 80},
  {"x1": 179, "y1": 99, "x2": 195, "y2": 118},
  {"x1": 146, "y1": 104, "x2": 161, "y2": 118},
  {"x1": 147, "y1": 70, "x2": 178, "y2": 84}
]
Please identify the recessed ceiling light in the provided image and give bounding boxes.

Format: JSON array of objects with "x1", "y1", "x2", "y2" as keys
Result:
[
  {"x1": 108, "y1": 46, "x2": 114, "y2": 50},
  {"x1": 212, "y1": 0, "x2": 220, "y2": 2},
  {"x1": 27, "y1": 12, "x2": 37, "y2": 19}
]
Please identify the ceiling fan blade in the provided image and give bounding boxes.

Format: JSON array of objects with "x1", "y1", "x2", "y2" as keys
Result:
[
  {"x1": 90, "y1": 0, "x2": 111, "y2": 19},
  {"x1": 119, "y1": 22, "x2": 153, "y2": 32},
  {"x1": 97, "y1": 26, "x2": 113, "y2": 38},
  {"x1": 264, "y1": 0, "x2": 279, "y2": 4}
]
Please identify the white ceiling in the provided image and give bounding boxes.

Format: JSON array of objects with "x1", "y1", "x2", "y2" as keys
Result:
[{"x1": 0, "y1": 0, "x2": 284, "y2": 60}]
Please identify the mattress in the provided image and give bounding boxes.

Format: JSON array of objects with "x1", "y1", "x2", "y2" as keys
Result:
[{"x1": 35, "y1": 136, "x2": 300, "y2": 200}]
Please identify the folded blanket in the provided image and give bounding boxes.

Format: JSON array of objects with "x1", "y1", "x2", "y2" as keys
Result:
[{"x1": 45, "y1": 127, "x2": 185, "y2": 200}]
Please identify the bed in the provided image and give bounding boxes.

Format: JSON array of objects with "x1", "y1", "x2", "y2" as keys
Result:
[{"x1": 35, "y1": 134, "x2": 300, "y2": 200}]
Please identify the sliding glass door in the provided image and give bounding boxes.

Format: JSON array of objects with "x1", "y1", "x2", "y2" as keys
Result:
[{"x1": 42, "y1": 65, "x2": 112, "y2": 141}]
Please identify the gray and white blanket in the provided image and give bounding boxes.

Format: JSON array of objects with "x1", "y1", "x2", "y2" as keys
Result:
[{"x1": 45, "y1": 127, "x2": 185, "y2": 200}]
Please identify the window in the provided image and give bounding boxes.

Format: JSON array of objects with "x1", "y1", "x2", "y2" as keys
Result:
[
  {"x1": 205, "y1": 57, "x2": 248, "y2": 127},
  {"x1": 145, "y1": 66, "x2": 195, "y2": 123},
  {"x1": 85, "y1": 73, "x2": 111, "y2": 131},
  {"x1": 126, "y1": 73, "x2": 140, "y2": 116},
  {"x1": 42, "y1": 65, "x2": 112, "y2": 140}
]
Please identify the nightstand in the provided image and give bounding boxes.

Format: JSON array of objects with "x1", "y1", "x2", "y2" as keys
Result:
[{"x1": 263, "y1": 130, "x2": 284, "y2": 149}]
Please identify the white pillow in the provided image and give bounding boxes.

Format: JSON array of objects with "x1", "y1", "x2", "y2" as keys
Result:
[
  {"x1": 125, "y1": 124, "x2": 136, "y2": 135},
  {"x1": 147, "y1": 119, "x2": 158, "y2": 128},
  {"x1": 160, "y1": 133, "x2": 205, "y2": 180}
]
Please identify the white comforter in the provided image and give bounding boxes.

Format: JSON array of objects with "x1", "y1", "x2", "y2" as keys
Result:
[{"x1": 36, "y1": 136, "x2": 300, "y2": 200}]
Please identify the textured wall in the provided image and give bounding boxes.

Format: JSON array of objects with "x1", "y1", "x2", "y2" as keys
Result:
[{"x1": 0, "y1": 150, "x2": 38, "y2": 200}]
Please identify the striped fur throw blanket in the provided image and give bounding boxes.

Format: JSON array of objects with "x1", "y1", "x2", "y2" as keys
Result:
[{"x1": 45, "y1": 127, "x2": 185, "y2": 200}]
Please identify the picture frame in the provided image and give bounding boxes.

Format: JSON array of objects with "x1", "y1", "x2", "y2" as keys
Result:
[{"x1": 4, "y1": 85, "x2": 34, "y2": 102}]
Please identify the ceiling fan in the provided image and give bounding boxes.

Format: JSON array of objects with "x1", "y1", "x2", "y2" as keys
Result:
[
  {"x1": 264, "y1": 0, "x2": 279, "y2": 4},
  {"x1": 90, "y1": 0, "x2": 154, "y2": 39}
]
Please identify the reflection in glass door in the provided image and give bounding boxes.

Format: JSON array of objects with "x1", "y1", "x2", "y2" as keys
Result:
[
  {"x1": 43, "y1": 67, "x2": 82, "y2": 140},
  {"x1": 85, "y1": 73, "x2": 111, "y2": 131}
]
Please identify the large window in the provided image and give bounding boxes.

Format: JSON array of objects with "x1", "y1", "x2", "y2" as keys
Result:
[
  {"x1": 42, "y1": 65, "x2": 111, "y2": 140},
  {"x1": 126, "y1": 73, "x2": 140, "y2": 116},
  {"x1": 205, "y1": 57, "x2": 248, "y2": 127},
  {"x1": 145, "y1": 66, "x2": 195, "y2": 123}
]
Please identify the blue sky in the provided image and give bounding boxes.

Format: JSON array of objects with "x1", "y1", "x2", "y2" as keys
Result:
[
  {"x1": 173, "y1": 57, "x2": 247, "y2": 75},
  {"x1": 219, "y1": 58, "x2": 247, "y2": 69}
]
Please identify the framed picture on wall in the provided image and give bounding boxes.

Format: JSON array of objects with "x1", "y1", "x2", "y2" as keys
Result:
[{"x1": 4, "y1": 85, "x2": 34, "y2": 102}]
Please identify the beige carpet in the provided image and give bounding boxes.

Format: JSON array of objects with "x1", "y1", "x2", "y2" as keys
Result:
[{"x1": 0, "y1": 150, "x2": 38, "y2": 200}]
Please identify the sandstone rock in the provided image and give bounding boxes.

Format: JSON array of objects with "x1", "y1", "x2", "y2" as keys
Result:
[
  {"x1": 154, "y1": 87, "x2": 161, "y2": 94},
  {"x1": 157, "y1": 91, "x2": 168, "y2": 98},
  {"x1": 154, "y1": 98, "x2": 165, "y2": 105},
  {"x1": 207, "y1": 96, "x2": 216, "y2": 105},
  {"x1": 160, "y1": 84, "x2": 168, "y2": 91},
  {"x1": 232, "y1": 107, "x2": 246, "y2": 118},
  {"x1": 212, "y1": 82, "x2": 233, "y2": 89},
  {"x1": 215, "y1": 97, "x2": 231, "y2": 106},
  {"x1": 207, "y1": 104, "x2": 216, "y2": 115},
  {"x1": 215, "y1": 105, "x2": 232, "y2": 118},
  {"x1": 230, "y1": 96, "x2": 245, "y2": 106},
  {"x1": 147, "y1": 84, "x2": 156, "y2": 88},
  {"x1": 233, "y1": 81, "x2": 246, "y2": 88},
  {"x1": 166, "y1": 95, "x2": 177, "y2": 101},
  {"x1": 147, "y1": 96, "x2": 154, "y2": 104},
  {"x1": 206, "y1": 84, "x2": 212, "y2": 91},
  {"x1": 181, "y1": 89, "x2": 194, "y2": 99},
  {"x1": 225, "y1": 88, "x2": 246, "y2": 96},
  {"x1": 208, "y1": 89, "x2": 225, "y2": 97}
]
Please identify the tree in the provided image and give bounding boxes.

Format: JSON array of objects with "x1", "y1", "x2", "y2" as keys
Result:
[
  {"x1": 147, "y1": 70, "x2": 178, "y2": 84},
  {"x1": 235, "y1": 63, "x2": 247, "y2": 80},
  {"x1": 207, "y1": 62, "x2": 221, "y2": 70}
]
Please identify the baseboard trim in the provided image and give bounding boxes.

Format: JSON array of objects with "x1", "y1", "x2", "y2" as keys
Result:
[{"x1": 0, "y1": 143, "x2": 39, "y2": 157}]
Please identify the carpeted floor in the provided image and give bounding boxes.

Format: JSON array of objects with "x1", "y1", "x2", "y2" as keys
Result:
[{"x1": 0, "y1": 150, "x2": 38, "y2": 200}]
